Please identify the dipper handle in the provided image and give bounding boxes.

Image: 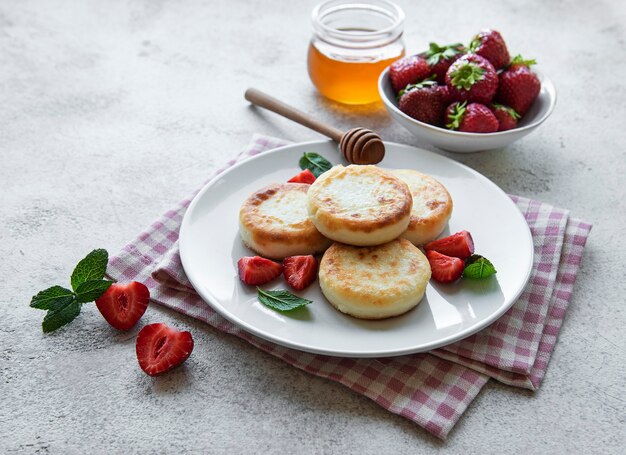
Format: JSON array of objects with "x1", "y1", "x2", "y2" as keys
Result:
[{"x1": 245, "y1": 88, "x2": 344, "y2": 142}]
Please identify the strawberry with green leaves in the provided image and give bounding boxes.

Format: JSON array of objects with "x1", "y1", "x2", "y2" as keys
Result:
[
  {"x1": 445, "y1": 54, "x2": 498, "y2": 105},
  {"x1": 445, "y1": 101, "x2": 499, "y2": 133},
  {"x1": 425, "y1": 42, "x2": 465, "y2": 84},
  {"x1": 496, "y1": 55, "x2": 541, "y2": 116},
  {"x1": 469, "y1": 29, "x2": 510, "y2": 70},
  {"x1": 491, "y1": 103, "x2": 521, "y2": 131},
  {"x1": 389, "y1": 54, "x2": 432, "y2": 93},
  {"x1": 398, "y1": 79, "x2": 449, "y2": 126}
]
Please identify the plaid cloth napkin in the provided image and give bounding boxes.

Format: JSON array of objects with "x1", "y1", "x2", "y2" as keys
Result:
[{"x1": 108, "y1": 135, "x2": 591, "y2": 439}]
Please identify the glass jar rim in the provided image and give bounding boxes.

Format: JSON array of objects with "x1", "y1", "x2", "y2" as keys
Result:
[{"x1": 311, "y1": 0, "x2": 405, "y2": 48}]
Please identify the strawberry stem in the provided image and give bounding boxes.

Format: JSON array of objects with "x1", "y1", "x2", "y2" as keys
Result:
[
  {"x1": 446, "y1": 101, "x2": 467, "y2": 130},
  {"x1": 450, "y1": 62, "x2": 485, "y2": 90},
  {"x1": 510, "y1": 54, "x2": 537, "y2": 68}
]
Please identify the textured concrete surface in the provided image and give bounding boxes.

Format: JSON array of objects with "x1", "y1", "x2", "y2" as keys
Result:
[{"x1": 1, "y1": 0, "x2": 625, "y2": 453}]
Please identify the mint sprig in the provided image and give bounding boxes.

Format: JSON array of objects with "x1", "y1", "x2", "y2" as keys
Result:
[
  {"x1": 30, "y1": 249, "x2": 113, "y2": 333},
  {"x1": 463, "y1": 255, "x2": 497, "y2": 279},
  {"x1": 257, "y1": 288, "x2": 312, "y2": 312},
  {"x1": 299, "y1": 152, "x2": 332, "y2": 178}
]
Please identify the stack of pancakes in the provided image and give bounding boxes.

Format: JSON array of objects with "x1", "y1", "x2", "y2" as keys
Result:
[{"x1": 239, "y1": 164, "x2": 452, "y2": 319}]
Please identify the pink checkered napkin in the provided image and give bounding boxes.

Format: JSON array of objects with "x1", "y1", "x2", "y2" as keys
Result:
[{"x1": 108, "y1": 134, "x2": 591, "y2": 439}]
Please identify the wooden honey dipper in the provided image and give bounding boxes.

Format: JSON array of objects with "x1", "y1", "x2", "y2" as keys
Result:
[{"x1": 245, "y1": 88, "x2": 385, "y2": 165}]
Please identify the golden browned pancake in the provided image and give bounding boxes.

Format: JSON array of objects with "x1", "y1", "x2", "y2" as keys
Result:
[
  {"x1": 239, "y1": 183, "x2": 331, "y2": 259},
  {"x1": 319, "y1": 239, "x2": 431, "y2": 319},
  {"x1": 307, "y1": 165, "x2": 412, "y2": 246},
  {"x1": 390, "y1": 169, "x2": 453, "y2": 246}
]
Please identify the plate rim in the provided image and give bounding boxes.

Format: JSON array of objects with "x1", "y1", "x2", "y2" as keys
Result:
[{"x1": 179, "y1": 140, "x2": 534, "y2": 357}]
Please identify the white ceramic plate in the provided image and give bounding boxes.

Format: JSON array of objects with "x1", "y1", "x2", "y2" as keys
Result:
[{"x1": 179, "y1": 141, "x2": 533, "y2": 357}]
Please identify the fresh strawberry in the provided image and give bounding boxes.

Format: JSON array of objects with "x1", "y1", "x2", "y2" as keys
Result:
[
  {"x1": 469, "y1": 29, "x2": 510, "y2": 70},
  {"x1": 136, "y1": 323, "x2": 194, "y2": 376},
  {"x1": 426, "y1": 250, "x2": 464, "y2": 283},
  {"x1": 445, "y1": 102, "x2": 499, "y2": 133},
  {"x1": 445, "y1": 54, "x2": 498, "y2": 105},
  {"x1": 283, "y1": 255, "x2": 318, "y2": 291},
  {"x1": 389, "y1": 55, "x2": 432, "y2": 93},
  {"x1": 425, "y1": 42, "x2": 465, "y2": 84},
  {"x1": 496, "y1": 55, "x2": 541, "y2": 116},
  {"x1": 424, "y1": 230, "x2": 475, "y2": 259},
  {"x1": 491, "y1": 103, "x2": 520, "y2": 131},
  {"x1": 398, "y1": 80, "x2": 449, "y2": 126},
  {"x1": 287, "y1": 169, "x2": 316, "y2": 184},
  {"x1": 237, "y1": 256, "x2": 282, "y2": 286},
  {"x1": 95, "y1": 281, "x2": 150, "y2": 330}
]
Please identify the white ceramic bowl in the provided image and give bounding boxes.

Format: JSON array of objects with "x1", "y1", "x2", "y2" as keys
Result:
[{"x1": 378, "y1": 66, "x2": 557, "y2": 153}]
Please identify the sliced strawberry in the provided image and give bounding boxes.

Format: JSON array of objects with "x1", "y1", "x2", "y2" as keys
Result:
[
  {"x1": 424, "y1": 230, "x2": 475, "y2": 259},
  {"x1": 288, "y1": 169, "x2": 316, "y2": 184},
  {"x1": 426, "y1": 250, "x2": 464, "y2": 283},
  {"x1": 136, "y1": 323, "x2": 194, "y2": 376},
  {"x1": 283, "y1": 255, "x2": 318, "y2": 291},
  {"x1": 237, "y1": 256, "x2": 282, "y2": 286},
  {"x1": 95, "y1": 281, "x2": 150, "y2": 330}
]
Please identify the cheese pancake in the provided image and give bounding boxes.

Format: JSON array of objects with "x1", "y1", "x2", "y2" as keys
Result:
[
  {"x1": 307, "y1": 165, "x2": 412, "y2": 246},
  {"x1": 319, "y1": 239, "x2": 431, "y2": 319},
  {"x1": 239, "y1": 183, "x2": 331, "y2": 259},
  {"x1": 391, "y1": 169, "x2": 453, "y2": 246}
]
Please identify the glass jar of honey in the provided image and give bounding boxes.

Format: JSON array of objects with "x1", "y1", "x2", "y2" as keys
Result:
[{"x1": 308, "y1": 0, "x2": 405, "y2": 105}]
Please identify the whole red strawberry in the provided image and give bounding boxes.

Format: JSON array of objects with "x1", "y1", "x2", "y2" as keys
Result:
[
  {"x1": 469, "y1": 29, "x2": 510, "y2": 70},
  {"x1": 389, "y1": 54, "x2": 432, "y2": 93},
  {"x1": 491, "y1": 103, "x2": 520, "y2": 131},
  {"x1": 445, "y1": 101, "x2": 499, "y2": 133},
  {"x1": 425, "y1": 42, "x2": 465, "y2": 84},
  {"x1": 445, "y1": 54, "x2": 498, "y2": 105},
  {"x1": 398, "y1": 80, "x2": 449, "y2": 126},
  {"x1": 496, "y1": 55, "x2": 541, "y2": 116}
]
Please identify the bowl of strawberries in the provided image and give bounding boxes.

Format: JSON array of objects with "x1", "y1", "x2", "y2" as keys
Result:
[{"x1": 378, "y1": 29, "x2": 556, "y2": 153}]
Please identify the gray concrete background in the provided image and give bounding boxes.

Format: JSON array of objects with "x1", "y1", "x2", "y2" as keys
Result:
[{"x1": 1, "y1": 0, "x2": 625, "y2": 453}]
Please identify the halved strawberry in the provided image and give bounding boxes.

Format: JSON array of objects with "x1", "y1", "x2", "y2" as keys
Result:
[
  {"x1": 136, "y1": 323, "x2": 194, "y2": 376},
  {"x1": 95, "y1": 281, "x2": 150, "y2": 330},
  {"x1": 426, "y1": 250, "x2": 464, "y2": 283},
  {"x1": 288, "y1": 169, "x2": 316, "y2": 184},
  {"x1": 237, "y1": 256, "x2": 282, "y2": 286},
  {"x1": 424, "y1": 230, "x2": 475, "y2": 259},
  {"x1": 283, "y1": 255, "x2": 318, "y2": 291}
]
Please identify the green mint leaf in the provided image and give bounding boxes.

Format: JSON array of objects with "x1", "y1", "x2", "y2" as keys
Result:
[
  {"x1": 75, "y1": 279, "x2": 113, "y2": 303},
  {"x1": 42, "y1": 300, "x2": 81, "y2": 333},
  {"x1": 299, "y1": 152, "x2": 332, "y2": 178},
  {"x1": 257, "y1": 288, "x2": 312, "y2": 312},
  {"x1": 70, "y1": 249, "x2": 109, "y2": 291},
  {"x1": 30, "y1": 286, "x2": 75, "y2": 310},
  {"x1": 463, "y1": 255, "x2": 497, "y2": 279}
]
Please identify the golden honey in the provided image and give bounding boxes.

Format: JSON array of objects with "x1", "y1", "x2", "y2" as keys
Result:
[
  {"x1": 308, "y1": 0, "x2": 405, "y2": 105},
  {"x1": 308, "y1": 42, "x2": 404, "y2": 105}
]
